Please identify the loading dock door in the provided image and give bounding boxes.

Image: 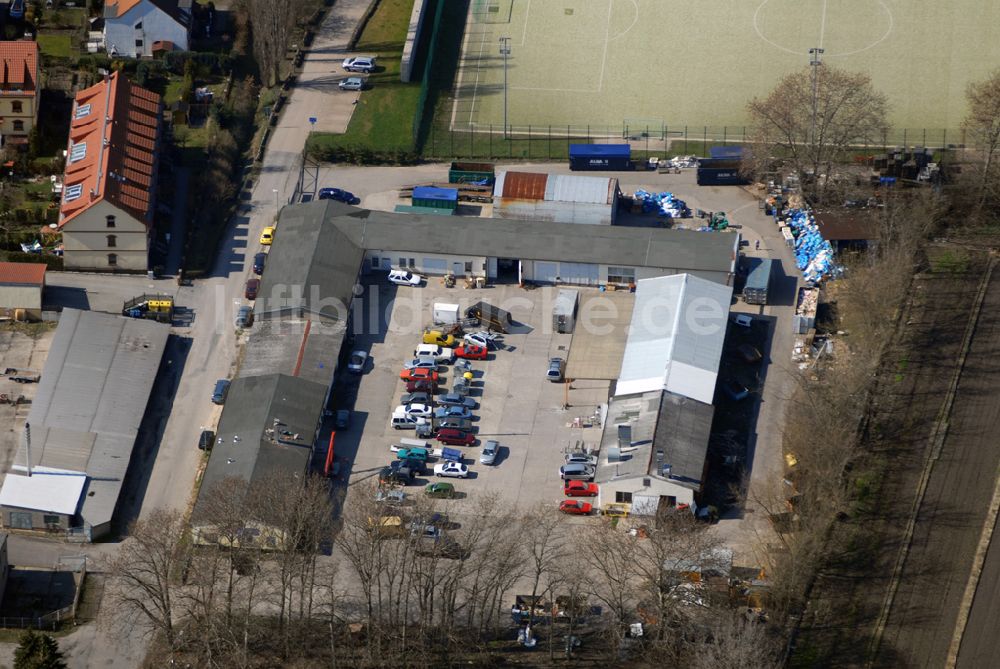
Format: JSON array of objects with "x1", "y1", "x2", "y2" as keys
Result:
[
  {"x1": 423, "y1": 258, "x2": 448, "y2": 274},
  {"x1": 534, "y1": 261, "x2": 559, "y2": 284},
  {"x1": 559, "y1": 262, "x2": 599, "y2": 285}
]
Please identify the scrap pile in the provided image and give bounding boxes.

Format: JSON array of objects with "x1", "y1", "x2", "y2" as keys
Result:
[
  {"x1": 782, "y1": 208, "x2": 839, "y2": 283},
  {"x1": 633, "y1": 189, "x2": 691, "y2": 218}
]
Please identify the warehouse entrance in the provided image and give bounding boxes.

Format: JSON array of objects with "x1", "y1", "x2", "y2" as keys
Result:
[{"x1": 496, "y1": 258, "x2": 519, "y2": 284}]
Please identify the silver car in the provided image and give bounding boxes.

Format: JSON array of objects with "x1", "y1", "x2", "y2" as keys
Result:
[
  {"x1": 547, "y1": 357, "x2": 565, "y2": 382},
  {"x1": 565, "y1": 452, "x2": 597, "y2": 467},
  {"x1": 480, "y1": 440, "x2": 498, "y2": 465},
  {"x1": 339, "y1": 76, "x2": 365, "y2": 91},
  {"x1": 403, "y1": 356, "x2": 438, "y2": 371}
]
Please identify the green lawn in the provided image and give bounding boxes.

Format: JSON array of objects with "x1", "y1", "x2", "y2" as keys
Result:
[
  {"x1": 36, "y1": 33, "x2": 73, "y2": 59},
  {"x1": 307, "y1": 0, "x2": 422, "y2": 156}
]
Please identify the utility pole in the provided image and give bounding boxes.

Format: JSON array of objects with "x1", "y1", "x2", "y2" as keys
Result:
[
  {"x1": 809, "y1": 47, "x2": 825, "y2": 155},
  {"x1": 272, "y1": 188, "x2": 279, "y2": 219},
  {"x1": 499, "y1": 36, "x2": 511, "y2": 139}
]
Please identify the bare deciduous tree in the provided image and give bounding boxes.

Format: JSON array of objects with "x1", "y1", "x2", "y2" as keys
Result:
[
  {"x1": 241, "y1": 0, "x2": 301, "y2": 87},
  {"x1": 963, "y1": 69, "x2": 1000, "y2": 213},
  {"x1": 104, "y1": 509, "x2": 189, "y2": 646},
  {"x1": 746, "y1": 66, "x2": 889, "y2": 201}
]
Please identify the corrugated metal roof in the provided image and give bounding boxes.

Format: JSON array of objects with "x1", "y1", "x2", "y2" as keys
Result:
[
  {"x1": 4, "y1": 309, "x2": 169, "y2": 528},
  {"x1": 241, "y1": 318, "x2": 346, "y2": 386},
  {"x1": 616, "y1": 274, "x2": 732, "y2": 404},
  {"x1": 496, "y1": 171, "x2": 547, "y2": 200},
  {"x1": 494, "y1": 171, "x2": 616, "y2": 205}
]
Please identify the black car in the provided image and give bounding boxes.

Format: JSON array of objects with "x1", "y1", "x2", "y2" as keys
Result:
[
  {"x1": 379, "y1": 462, "x2": 416, "y2": 485},
  {"x1": 198, "y1": 430, "x2": 215, "y2": 451},
  {"x1": 253, "y1": 252, "x2": 267, "y2": 275},
  {"x1": 318, "y1": 187, "x2": 360, "y2": 205},
  {"x1": 401, "y1": 391, "x2": 433, "y2": 405}
]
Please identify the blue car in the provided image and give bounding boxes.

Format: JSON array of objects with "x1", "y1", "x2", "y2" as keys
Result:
[
  {"x1": 434, "y1": 405, "x2": 472, "y2": 421},
  {"x1": 318, "y1": 187, "x2": 360, "y2": 205}
]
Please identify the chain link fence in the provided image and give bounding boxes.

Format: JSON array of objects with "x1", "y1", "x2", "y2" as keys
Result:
[{"x1": 423, "y1": 121, "x2": 968, "y2": 161}]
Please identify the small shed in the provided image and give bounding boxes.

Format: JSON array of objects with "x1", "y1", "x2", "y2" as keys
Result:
[
  {"x1": 814, "y1": 211, "x2": 877, "y2": 252},
  {"x1": 492, "y1": 171, "x2": 620, "y2": 225},
  {"x1": 0, "y1": 262, "x2": 46, "y2": 320},
  {"x1": 412, "y1": 186, "x2": 458, "y2": 211},
  {"x1": 552, "y1": 288, "x2": 578, "y2": 333}
]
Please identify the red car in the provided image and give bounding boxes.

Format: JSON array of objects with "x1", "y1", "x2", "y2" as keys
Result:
[
  {"x1": 406, "y1": 379, "x2": 438, "y2": 393},
  {"x1": 436, "y1": 428, "x2": 475, "y2": 446},
  {"x1": 564, "y1": 481, "x2": 599, "y2": 497},
  {"x1": 455, "y1": 344, "x2": 488, "y2": 360},
  {"x1": 244, "y1": 278, "x2": 260, "y2": 300},
  {"x1": 400, "y1": 367, "x2": 440, "y2": 382},
  {"x1": 560, "y1": 500, "x2": 593, "y2": 515}
]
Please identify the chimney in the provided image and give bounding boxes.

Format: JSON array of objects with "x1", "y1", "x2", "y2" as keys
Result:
[
  {"x1": 25, "y1": 421, "x2": 31, "y2": 476},
  {"x1": 656, "y1": 449, "x2": 664, "y2": 470}
]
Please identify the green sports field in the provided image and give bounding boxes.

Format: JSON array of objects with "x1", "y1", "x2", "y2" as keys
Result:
[{"x1": 450, "y1": 0, "x2": 1000, "y2": 135}]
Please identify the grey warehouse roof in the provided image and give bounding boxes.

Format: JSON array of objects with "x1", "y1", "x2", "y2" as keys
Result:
[
  {"x1": 0, "y1": 309, "x2": 169, "y2": 529},
  {"x1": 193, "y1": 374, "x2": 327, "y2": 522},
  {"x1": 596, "y1": 390, "x2": 713, "y2": 490},
  {"x1": 241, "y1": 317, "x2": 347, "y2": 386}
]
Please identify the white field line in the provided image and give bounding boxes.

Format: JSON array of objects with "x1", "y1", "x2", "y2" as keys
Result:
[
  {"x1": 519, "y1": 0, "x2": 531, "y2": 46},
  {"x1": 597, "y1": 0, "x2": 614, "y2": 92},
  {"x1": 818, "y1": 0, "x2": 829, "y2": 49},
  {"x1": 467, "y1": 28, "x2": 491, "y2": 127}
]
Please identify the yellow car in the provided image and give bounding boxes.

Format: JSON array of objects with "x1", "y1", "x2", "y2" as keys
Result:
[
  {"x1": 260, "y1": 226, "x2": 275, "y2": 245},
  {"x1": 422, "y1": 330, "x2": 455, "y2": 347}
]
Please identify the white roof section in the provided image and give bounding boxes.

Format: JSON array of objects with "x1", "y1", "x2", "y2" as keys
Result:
[
  {"x1": 616, "y1": 274, "x2": 732, "y2": 404},
  {"x1": 544, "y1": 174, "x2": 616, "y2": 204},
  {"x1": 2, "y1": 309, "x2": 169, "y2": 527},
  {"x1": 0, "y1": 468, "x2": 87, "y2": 516}
]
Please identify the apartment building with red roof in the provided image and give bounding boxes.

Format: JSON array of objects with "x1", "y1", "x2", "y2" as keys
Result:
[
  {"x1": 0, "y1": 41, "x2": 40, "y2": 146},
  {"x1": 58, "y1": 71, "x2": 163, "y2": 272},
  {"x1": 104, "y1": 0, "x2": 191, "y2": 58}
]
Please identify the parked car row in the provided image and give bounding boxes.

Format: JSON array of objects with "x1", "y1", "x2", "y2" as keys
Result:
[
  {"x1": 558, "y1": 454, "x2": 601, "y2": 515},
  {"x1": 378, "y1": 326, "x2": 506, "y2": 503}
]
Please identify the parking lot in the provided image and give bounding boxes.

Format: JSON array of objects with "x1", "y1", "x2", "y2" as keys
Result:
[{"x1": 337, "y1": 278, "x2": 618, "y2": 521}]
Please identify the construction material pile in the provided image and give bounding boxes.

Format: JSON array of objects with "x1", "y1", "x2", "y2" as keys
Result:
[
  {"x1": 633, "y1": 189, "x2": 691, "y2": 218},
  {"x1": 783, "y1": 208, "x2": 839, "y2": 283}
]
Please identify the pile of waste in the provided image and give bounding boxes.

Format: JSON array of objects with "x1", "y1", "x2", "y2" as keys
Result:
[
  {"x1": 783, "y1": 208, "x2": 839, "y2": 283},
  {"x1": 633, "y1": 189, "x2": 691, "y2": 218},
  {"x1": 667, "y1": 155, "x2": 699, "y2": 169}
]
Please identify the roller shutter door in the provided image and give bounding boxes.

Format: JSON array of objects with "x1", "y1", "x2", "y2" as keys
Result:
[
  {"x1": 558, "y1": 262, "x2": 599, "y2": 285},
  {"x1": 422, "y1": 258, "x2": 448, "y2": 274},
  {"x1": 533, "y1": 261, "x2": 559, "y2": 284}
]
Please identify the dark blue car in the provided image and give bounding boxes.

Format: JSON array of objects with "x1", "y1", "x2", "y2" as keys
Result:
[
  {"x1": 318, "y1": 187, "x2": 360, "y2": 205},
  {"x1": 253, "y1": 252, "x2": 266, "y2": 275}
]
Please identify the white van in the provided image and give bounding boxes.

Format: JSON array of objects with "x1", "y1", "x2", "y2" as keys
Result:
[{"x1": 415, "y1": 344, "x2": 455, "y2": 363}]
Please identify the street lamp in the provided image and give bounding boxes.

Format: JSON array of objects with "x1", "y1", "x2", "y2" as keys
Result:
[
  {"x1": 808, "y1": 47, "x2": 824, "y2": 151},
  {"x1": 499, "y1": 36, "x2": 511, "y2": 139},
  {"x1": 272, "y1": 188, "x2": 279, "y2": 219}
]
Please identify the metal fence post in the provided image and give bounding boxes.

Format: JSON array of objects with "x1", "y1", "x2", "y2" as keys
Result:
[
  {"x1": 902, "y1": 128, "x2": 907, "y2": 148},
  {"x1": 450, "y1": 124, "x2": 454, "y2": 157},
  {"x1": 489, "y1": 124, "x2": 493, "y2": 158},
  {"x1": 723, "y1": 126, "x2": 727, "y2": 145},
  {"x1": 470, "y1": 125, "x2": 474, "y2": 157},
  {"x1": 528, "y1": 124, "x2": 532, "y2": 159},
  {"x1": 684, "y1": 126, "x2": 688, "y2": 154},
  {"x1": 703, "y1": 126, "x2": 707, "y2": 156},
  {"x1": 548, "y1": 125, "x2": 552, "y2": 159}
]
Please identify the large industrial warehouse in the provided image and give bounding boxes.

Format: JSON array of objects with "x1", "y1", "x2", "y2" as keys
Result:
[{"x1": 0, "y1": 309, "x2": 169, "y2": 540}]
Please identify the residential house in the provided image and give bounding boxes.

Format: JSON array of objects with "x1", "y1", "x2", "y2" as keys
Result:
[
  {"x1": 104, "y1": 0, "x2": 191, "y2": 58},
  {"x1": 58, "y1": 72, "x2": 162, "y2": 272},
  {"x1": 0, "y1": 41, "x2": 39, "y2": 146}
]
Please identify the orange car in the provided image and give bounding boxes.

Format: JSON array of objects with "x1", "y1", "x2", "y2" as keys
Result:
[
  {"x1": 560, "y1": 500, "x2": 593, "y2": 515},
  {"x1": 400, "y1": 367, "x2": 440, "y2": 383}
]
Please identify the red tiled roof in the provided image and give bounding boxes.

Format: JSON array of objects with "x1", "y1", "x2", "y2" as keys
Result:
[
  {"x1": 500, "y1": 171, "x2": 548, "y2": 199},
  {"x1": 0, "y1": 41, "x2": 39, "y2": 95},
  {"x1": 0, "y1": 262, "x2": 46, "y2": 285},
  {"x1": 59, "y1": 72, "x2": 162, "y2": 229},
  {"x1": 106, "y1": 0, "x2": 183, "y2": 20}
]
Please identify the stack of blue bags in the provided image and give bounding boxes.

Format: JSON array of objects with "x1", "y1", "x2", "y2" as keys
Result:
[
  {"x1": 634, "y1": 189, "x2": 691, "y2": 218},
  {"x1": 783, "y1": 208, "x2": 839, "y2": 283}
]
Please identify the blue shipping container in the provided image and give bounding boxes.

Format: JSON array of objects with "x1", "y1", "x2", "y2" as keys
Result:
[
  {"x1": 569, "y1": 144, "x2": 632, "y2": 171},
  {"x1": 709, "y1": 146, "x2": 745, "y2": 160},
  {"x1": 697, "y1": 168, "x2": 749, "y2": 186}
]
